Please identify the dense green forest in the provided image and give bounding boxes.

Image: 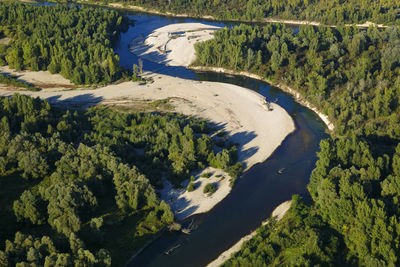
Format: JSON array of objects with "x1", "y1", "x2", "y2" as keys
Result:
[
  {"x1": 95, "y1": 0, "x2": 400, "y2": 25},
  {"x1": 0, "y1": 2, "x2": 128, "y2": 85},
  {"x1": 196, "y1": 24, "x2": 400, "y2": 266},
  {"x1": 0, "y1": 94, "x2": 240, "y2": 266},
  {"x1": 223, "y1": 195, "x2": 344, "y2": 266}
]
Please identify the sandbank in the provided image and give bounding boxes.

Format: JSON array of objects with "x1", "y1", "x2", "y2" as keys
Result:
[
  {"x1": 129, "y1": 23, "x2": 220, "y2": 66},
  {"x1": 159, "y1": 167, "x2": 232, "y2": 220}
]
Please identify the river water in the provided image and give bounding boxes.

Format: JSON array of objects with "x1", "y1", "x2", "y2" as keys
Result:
[{"x1": 108, "y1": 10, "x2": 328, "y2": 267}]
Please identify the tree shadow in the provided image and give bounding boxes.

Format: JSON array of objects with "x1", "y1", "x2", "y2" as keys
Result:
[
  {"x1": 129, "y1": 37, "x2": 173, "y2": 67},
  {"x1": 240, "y1": 147, "x2": 259, "y2": 167},
  {"x1": 229, "y1": 130, "x2": 257, "y2": 147},
  {"x1": 0, "y1": 70, "x2": 36, "y2": 88},
  {"x1": 228, "y1": 130, "x2": 259, "y2": 168},
  {"x1": 45, "y1": 94, "x2": 104, "y2": 109},
  {"x1": 175, "y1": 203, "x2": 200, "y2": 221},
  {"x1": 209, "y1": 121, "x2": 228, "y2": 132}
]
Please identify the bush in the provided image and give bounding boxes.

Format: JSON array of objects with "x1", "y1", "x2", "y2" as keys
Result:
[
  {"x1": 200, "y1": 172, "x2": 212, "y2": 178},
  {"x1": 187, "y1": 182, "x2": 195, "y2": 192},
  {"x1": 203, "y1": 183, "x2": 216, "y2": 195},
  {"x1": 228, "y1": 162, "x2": 244, "y2": 179}
]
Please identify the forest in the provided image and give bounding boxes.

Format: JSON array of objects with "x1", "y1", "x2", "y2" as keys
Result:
[
  {"x1": 195, "y1": 23, "x2": 400, "y2": 266},
  {"x1": 0, "y1": 94, "x2": 240, "y2": 266},
  {"x1": 98, "y1": 0, "x2": 400, "y2": 25},
  {"x1": 0, "y1": 2, "x2": 128, "y2": 85}
]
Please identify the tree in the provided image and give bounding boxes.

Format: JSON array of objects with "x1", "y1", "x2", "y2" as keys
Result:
[
  {"x1": 18, "y1": 148, "x2": 49, "y2": 179},
  {"x1": 187, "y1": 182, "x2": 195, "y2": 192},
  {"x1": 203, "y1": 183, "x2": 216, "y2": 195},
  {"x1": 41, "y1": 183, "x2": 97, "y2": 236},
  {"x1": 13, "y1": 190, "x2": 45, "y2": 225},
  {"x1": 270, "y1": 51, "x2": 282, "y2": 71}
]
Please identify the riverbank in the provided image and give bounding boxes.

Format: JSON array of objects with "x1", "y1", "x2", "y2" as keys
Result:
[
  {"x1": 207, "y1": 200, "x2": 292, "y2": 267},
  {"x1": 189, "y1": 66, "x2": 335, "y2": 132},
  {"x1": 76, "y1": 0, "x2": 388, "y2": 28}
]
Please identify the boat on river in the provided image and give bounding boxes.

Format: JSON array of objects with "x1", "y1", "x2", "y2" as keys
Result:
[{"x1": 164, "y1": 244, "x2": 181, "y2": 255}]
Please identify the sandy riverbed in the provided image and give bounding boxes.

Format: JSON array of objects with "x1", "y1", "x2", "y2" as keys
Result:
[{"x1": 129, "y1": 23, "x2": 220, "y2": 66}]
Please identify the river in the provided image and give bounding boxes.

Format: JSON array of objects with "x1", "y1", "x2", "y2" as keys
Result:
[
  {"x1": 34, "y1": 4, "x2": 328, "y2": 266},
  {"x1": 108, "y1": 10, "x2": 328, "y2": 267}
]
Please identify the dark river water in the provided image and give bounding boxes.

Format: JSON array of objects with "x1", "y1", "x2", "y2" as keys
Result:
[
  {"x1": 35, "y1": 3, "x2": 328, "y2": 266},
  {"x1": 109, "y1": 11, "x2": 328, "y2": 267}
]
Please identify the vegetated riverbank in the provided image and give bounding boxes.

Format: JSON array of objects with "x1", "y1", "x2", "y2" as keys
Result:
[
  {"x1": 189, "y1": 66, "x2": 335, "y2": 132},
  {"x1": 53, "y1": 0, "x2": 388, "y2": 29},
  {"x1": 207, "y1": 200, "x2": 292, "y2": 267}
]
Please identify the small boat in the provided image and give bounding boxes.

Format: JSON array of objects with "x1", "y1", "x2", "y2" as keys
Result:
[
  {"x1": 181, "y1": 228, "x2": 191, "y2": 234},
  {"x1": 278, "y1": 168, "x2": 285, "y2": 174},
  {"x1": 164, "y1": 244, "x2": 181, "y2": 255},
  {"x1": 181, "y1": 219, "x2": 196, "y2": 234}
]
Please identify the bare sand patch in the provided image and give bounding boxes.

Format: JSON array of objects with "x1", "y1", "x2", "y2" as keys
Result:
[
  {"x1": 159, "y1": 167, "x2": 231, "y2": 220},
  {"x1": 129, "y1": 23, "x2": 220, "y2": 66},
  {"x1": 0, "y1": 66, "x2": 73, "y2": 89}
]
